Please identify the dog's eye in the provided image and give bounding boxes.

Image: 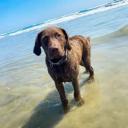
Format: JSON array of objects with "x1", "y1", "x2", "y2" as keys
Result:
[
  {"x1": 55, "y1": 33, "x2": 62, "y2": 40},
  {"x1": 42, "y1": 36, "x2": 49, "y2": 46},
  {"x1": 42, "y1": 36, "x2": 48, "y2": 42}
]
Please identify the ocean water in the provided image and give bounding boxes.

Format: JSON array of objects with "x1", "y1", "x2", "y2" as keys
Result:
[
  {"x1": 0, "y1": 1, "x2": 128, "y2": 128},
  {"x1": 0, "y1": 2, "x2": 128, "y2": 87}
]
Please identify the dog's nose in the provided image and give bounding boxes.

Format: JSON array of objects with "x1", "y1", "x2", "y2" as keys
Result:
[{"x1": 49, "y1": 47, "x2": 59, "y2": 53}]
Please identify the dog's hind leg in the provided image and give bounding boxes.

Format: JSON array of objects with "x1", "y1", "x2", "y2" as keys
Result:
[
  {"x1": 72, "y1": 77, "x2": 84, "y2": 105},
  {"x1": 82, "y1": 38, "x2": 94, "y2": 80}
]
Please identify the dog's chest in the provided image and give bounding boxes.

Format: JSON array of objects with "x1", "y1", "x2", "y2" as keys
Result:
[{"x1": 49, "y1": 63, "x2": 78, "y2": 82}]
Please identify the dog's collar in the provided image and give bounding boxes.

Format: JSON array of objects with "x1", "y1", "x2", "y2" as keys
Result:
[{"x1": 48, "y1": 50, "x2": 68, "y2": 66}]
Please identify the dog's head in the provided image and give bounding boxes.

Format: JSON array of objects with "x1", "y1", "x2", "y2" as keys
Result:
[{"x1": 33, "y1": 26, "x2": 71, "y2": 62}]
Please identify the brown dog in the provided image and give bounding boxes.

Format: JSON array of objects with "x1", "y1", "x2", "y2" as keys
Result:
[{"x1": 33, "y1": 26, "x2": 94, "y2": 113}]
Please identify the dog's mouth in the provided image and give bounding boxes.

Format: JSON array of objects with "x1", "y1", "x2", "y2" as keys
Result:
[
  {"x1": 48, "y1": 50, "x2": 67, "y2": 65},
  {"x1": 50, "y1": 57, "x2": 62, "y2": 63}
]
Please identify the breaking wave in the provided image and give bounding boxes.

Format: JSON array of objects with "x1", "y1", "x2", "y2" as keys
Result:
[{"x1": 0, "y1": 0, "x2": 128, "y2": 39}]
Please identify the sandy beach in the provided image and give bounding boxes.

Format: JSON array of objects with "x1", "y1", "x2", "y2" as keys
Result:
[{"x1": 0, "y1": 25, "x2": 128, "y2": 128}]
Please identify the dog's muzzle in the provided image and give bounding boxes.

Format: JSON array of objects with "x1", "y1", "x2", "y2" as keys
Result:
[{"x1": 48, "y1": 50, "x2": 68, "y2": 66}]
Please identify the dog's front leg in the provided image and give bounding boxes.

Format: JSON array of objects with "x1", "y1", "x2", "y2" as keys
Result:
[
  {"x1": 72, "y1": 77, "x2": 84, "y2": 106},
  {"x1": 55, "y1": 82, "x2": 69, "y2": 113}
]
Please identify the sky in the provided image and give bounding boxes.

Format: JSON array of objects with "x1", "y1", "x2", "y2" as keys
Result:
[{"x1": 0, "y1": 0, "x2": 113, "y2": 34}]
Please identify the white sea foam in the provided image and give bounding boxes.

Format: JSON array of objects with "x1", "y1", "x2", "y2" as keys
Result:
[
  {"x1": 0, "y1": 0, "x2": 128, "y2": 39},
  {"x1": 0, "y1": 36, "x2": 4, "y2": 39}
]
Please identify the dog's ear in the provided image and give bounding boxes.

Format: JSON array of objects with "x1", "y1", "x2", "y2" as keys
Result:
[
  {"x1": 33, "y1": 32, "x2": 42, "y2": 56},
  {"x1": 60, "y1": 28, "x2": 71, "y2": 50}
]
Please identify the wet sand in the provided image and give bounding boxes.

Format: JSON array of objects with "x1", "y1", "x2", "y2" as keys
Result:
[{"x1": 0, "y1": 27, "x2": 128, "y2": 128}]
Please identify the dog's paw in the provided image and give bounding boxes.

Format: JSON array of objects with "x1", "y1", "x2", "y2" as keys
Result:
[
  {"x1": 76, "y1": 98, "x2": 84, "y2": 106},
  {"x1": 87, "y1": 76, "x2": 95, "y2": 83},
  {"x1": 63, "y1": 105, "x2": 70, "y2": 114}
]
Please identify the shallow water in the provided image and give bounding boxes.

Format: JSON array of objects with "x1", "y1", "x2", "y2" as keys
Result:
[
  {"x1": 0, "y1": 26, "x2": 128, "y2": 128},
  {"x1": 0, "y1": 4, "x2": 128, "y2": 128},
  {"x1": 56, "y1": 32, "x2": 128, "y2": 128}
]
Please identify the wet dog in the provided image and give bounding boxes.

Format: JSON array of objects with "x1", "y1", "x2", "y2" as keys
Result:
[{"x1": 33, "y1": 26, "x2": 94, "y2": 113}]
